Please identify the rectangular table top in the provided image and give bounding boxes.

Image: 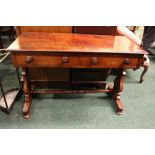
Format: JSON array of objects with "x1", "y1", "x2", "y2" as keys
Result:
[{"x1": 8, "y1": 32, "x2": 148, "y2": 55}]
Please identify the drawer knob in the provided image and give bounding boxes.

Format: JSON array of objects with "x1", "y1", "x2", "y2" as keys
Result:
[
  {"x1": 25, "y1": 56, "x2": 33, "y2": 64},
  {"x1": 124, "y1": 58, "x2": 130, "y2": 65},
  {"x1": 92, "y1": 57, "x2": 98, "y2": 65},
  {"x1": 62, "y1": 57, "x2": 69, "y2": 64}
]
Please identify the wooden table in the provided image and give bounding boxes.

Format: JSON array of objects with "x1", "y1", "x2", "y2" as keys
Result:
[{"x1": 8, "y1": 32, "x2": 148, "y2": 118}]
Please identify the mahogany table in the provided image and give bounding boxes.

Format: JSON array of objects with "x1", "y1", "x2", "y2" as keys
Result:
[{"x1": 8, "y1": 32, "x2": 148, "y2": 118}]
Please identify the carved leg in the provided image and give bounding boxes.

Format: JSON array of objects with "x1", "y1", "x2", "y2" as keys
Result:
[
  {"x1": 111, "y1": 69, "x2": 125, "y2": 115},
  {"x1": 22, "y1": 68, "x2": 31, "y2": 118},
  {"x1": 140, "y1": 55, "x2": 149, "y2": 83},
  {"x1": 140, "y1": 65, "x2": 148, "y2": 83}
]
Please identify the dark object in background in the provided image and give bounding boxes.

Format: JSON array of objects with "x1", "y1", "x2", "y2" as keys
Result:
[
  {"x1": 73, "y1": 26, "x2": 118, "y2": 35},
  {"x1": 0, "y1": 26, "x2": 16, "y2": 49},
  {"x1": 142, "y1": 26, "x2": 155, "y2": 55}
]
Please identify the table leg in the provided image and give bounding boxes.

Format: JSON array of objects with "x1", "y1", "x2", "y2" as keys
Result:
[
  {"x1": 140, "y1": 55, "x2": 149, "y2": 83},
  {"x1": 108, "y1": 69, "x2": 125, "y2": 115},
  {"x1": 140, "y1": 65, "x2": 148, "y2": 83},
  {"x1": 22, "y1": 68, "x2": 31, "y2": 118}
]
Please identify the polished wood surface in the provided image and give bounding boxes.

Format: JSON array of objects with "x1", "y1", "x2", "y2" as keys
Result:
[
  {"x1": 8, "y1": 32, "x2": 147, "y2": 118},
  {"x1": 9, "y1": 32, "x2": 147, "y2": 54}
]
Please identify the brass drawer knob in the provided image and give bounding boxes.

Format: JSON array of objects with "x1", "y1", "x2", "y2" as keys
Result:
[
  {"x1": 124, "y1": 58, "x2": 130, "y2": 65},
  {"x1": 25, "y1": 56, "x2": 33, "y2": 64},
  {"x1": 92, "y1": 57, "x2": 98, "y2": 65},
  {"x1": 62, "y1": 56, "x2": 69, "y2": 64}
]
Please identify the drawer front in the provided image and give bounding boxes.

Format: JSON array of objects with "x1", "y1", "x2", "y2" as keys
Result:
[
  {"x1": 79, "y1": 54, "x2": 140, "y2": 68},
  {"x1": 13, "y1": 53, "x2": 78, "y2": 67}
]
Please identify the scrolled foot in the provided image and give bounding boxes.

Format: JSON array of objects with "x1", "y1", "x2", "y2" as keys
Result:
[
  {"x1": 139, "y1": 77, "x2": 144, "y2": 83},
  {"x1": 139, "y1": 66, "x2": 148, "y2": 83},
  {"x1": 114, "y1": 99, "x2": 124, "y2": 115}
]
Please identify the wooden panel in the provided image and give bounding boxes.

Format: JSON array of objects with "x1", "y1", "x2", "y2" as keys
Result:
[
  {"x1": 12, "y1": 51, "x2": 142, "y2": 69},
  {"x1": 16, "y1": 26, "x2": 21, "y2": 36},
  {"x1": 79, "y1": 54, "x2": 140, "y2": 68},
  {"x1": 16, "y1": 26, "x2": 72, "y2": 35},
  {"x1": 12, "y1": 52, "x2": 78, "y2": 67},
  {"x1": 28, "y1": 68, "x2": 70, "y2": 81},
  {"x1": 30, "y1": 81, "x2": 70, "y2": 89}
]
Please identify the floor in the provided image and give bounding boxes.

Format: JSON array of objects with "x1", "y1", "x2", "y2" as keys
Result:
[{"x1": 0, "y1": 30, "x2": 155, "y2": 129}]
